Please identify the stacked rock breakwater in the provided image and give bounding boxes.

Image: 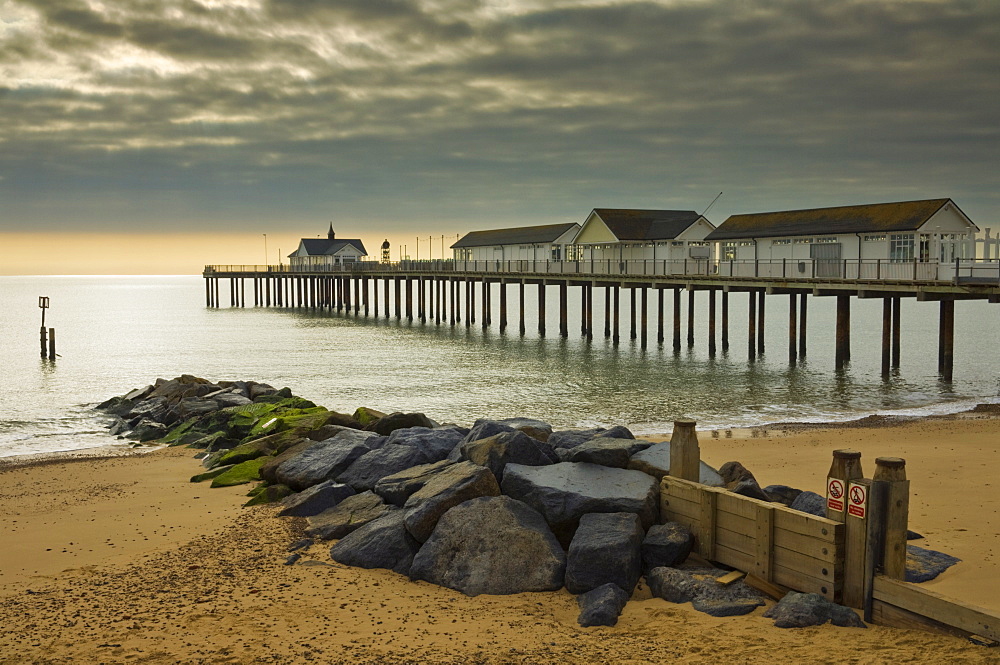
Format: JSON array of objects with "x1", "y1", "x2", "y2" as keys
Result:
[{"x1": 98, "y1": 375, "x2": 952, "y2": 630}]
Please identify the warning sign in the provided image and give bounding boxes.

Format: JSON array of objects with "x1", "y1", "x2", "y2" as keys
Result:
[
  {"x1": 827, "y1": 477, "x2": 845, "y2": 512},
  {"x1": 848, "y1": 482, "x2": 868, "y2": 518}
]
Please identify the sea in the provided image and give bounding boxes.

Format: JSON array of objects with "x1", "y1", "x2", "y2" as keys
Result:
[{"x1": 2, "y1": 274, "x2": 999, "y2": 458}]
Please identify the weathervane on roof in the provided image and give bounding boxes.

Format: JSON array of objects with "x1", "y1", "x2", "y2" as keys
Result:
[{"x1": 328, "y1": 223, "x2": 336, "y2": 240}]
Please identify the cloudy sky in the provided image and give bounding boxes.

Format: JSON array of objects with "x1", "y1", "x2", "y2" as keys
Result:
[{"x1": 2, "y1": 0, "x2": 999, "y2": 272}]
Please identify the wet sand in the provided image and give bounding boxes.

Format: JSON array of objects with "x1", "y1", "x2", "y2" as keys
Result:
[{"x1": 1, "y1": 417, "x2": 998, "y2": 664}]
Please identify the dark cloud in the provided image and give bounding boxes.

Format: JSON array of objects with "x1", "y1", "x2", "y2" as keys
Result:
[{"x1": 1, "y1": 0, "x2": 998, "y2": 233}]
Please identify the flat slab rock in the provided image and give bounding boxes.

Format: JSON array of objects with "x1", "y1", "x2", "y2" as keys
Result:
[
  {"x1": 409, "y1": 495, "x2": 566, "y2": 596},
  {"x1": 763, "y1": 592, "x2": 865, "y2": 628},
  {"x1": 402, "y1": 461, "x2": 501, "y2": 542},
  {"x1": 305, "y1": 491, "x2": 395, "y2": 540},
  {"x1": 330, "y1": 510, "x2": 421, "y2": 575},
  {"x1": 501, "y1": 462, "x2": 659, "y2": 547},
  {"x1": 626, "y1": 442, "x2": 724, "y2": 486},
  {"x1": 906, "y1": 544, "x2": 961, "y2": 583},
  {"x1": 374, "y1": 460, "x2": 456, "y2": 506},
  {"x1": 647, "y1": 566, "x2": 765, "y2": 617},
  {"x1": 278, "y1": 480, "x2": 356, "y2": 518},
  {"x1": 558, "y1": 437, "x2": 653, "y2": 468}
]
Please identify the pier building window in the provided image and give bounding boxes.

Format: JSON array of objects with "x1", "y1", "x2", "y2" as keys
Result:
[
  {"x1": 889, "y1": 234, "x2": 914, "y2": 262},
  {"x1": 794, "y1": 238, "x2": 813, "y2": 244},
  {"x1": 864, "y1": 234, "x2": 887, "y2": 242},
  {"x1": 721, "y1": 242, "x2": 737, "y2": 260},
  {"x1": 772, "y1": 239, "x2": 791, "y2": 246},
  {"x1": 814, "y1": 237, "x2": 838, "y2": 243}
]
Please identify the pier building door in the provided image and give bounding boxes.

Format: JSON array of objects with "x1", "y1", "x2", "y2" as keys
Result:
[{"x1": 811, "y1": 243, "x2": 843, "y2": 278}]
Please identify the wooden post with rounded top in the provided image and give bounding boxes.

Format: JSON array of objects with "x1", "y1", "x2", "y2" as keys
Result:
[
  {"x1": 874, "y1": 457, "x2": 909, "y2": 580},
  {"x1": 826, "y1": 449, "x2": 863, "y2": 521},
  {"x1": 669, "y1": 419, "x2": 700, "y2": 482}
]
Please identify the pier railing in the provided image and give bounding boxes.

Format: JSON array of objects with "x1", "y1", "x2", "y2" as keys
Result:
[{"x1": 205, "y1": 258, "x2": 1000, "y2": 284}]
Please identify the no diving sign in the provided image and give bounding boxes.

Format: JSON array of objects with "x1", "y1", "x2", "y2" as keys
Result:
[
  {"x1": 826, "y1": 477, "x2": 845, "y2": 512},
  {"x1": 848, "y1": 482, "x2": 868, "y2": 518}
]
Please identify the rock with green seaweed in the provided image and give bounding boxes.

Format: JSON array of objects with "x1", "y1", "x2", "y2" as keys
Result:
[
  {"x1": 210, "y1": 458, "x2": 268, "y2": 488},
  {"x1": 244, "y1": 484, "x2": 294, "y2": 506}
]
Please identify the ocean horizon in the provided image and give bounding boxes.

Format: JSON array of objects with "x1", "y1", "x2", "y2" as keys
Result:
[{"x1": 2, "y1": 274, "x2": 998, "y2": 458}]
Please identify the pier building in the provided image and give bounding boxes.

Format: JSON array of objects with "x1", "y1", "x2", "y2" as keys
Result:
[
  {"x1": 451, "y1": 223, "x2": 580, "y2": 262},
  {"x1": 288, "y1": 224, "x2": 367, "y2": 269}
]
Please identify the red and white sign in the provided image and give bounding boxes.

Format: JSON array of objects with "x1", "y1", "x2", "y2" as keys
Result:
[
  {"x1": 826, "y1": 477, "x2": 845, "y2": 512},
  {"x1": 848, "y1": 482, "x2": 868, "y2": 518}
]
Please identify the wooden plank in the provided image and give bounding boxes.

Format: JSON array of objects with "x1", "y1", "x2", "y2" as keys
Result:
[
  {"x1": 713, "y1": 527, "x2": 837, "y2": 587},
  {"x1": 871, "y1": 599, "x2": 973, "y2": 641},
  {"x1": 661, "y1": 494, "x2": 700, "y2": 521},
  {"x1": 843, "y1": 478, "x2": 871, "y2": 609},
  {"x1": 745, "y1": 573, "x2": 789, "y2": 601},
  {"x1": 660, "y1": 477, "x2": 702, "y2": 503},
  {"x1": 713, "y1": 543, "x2": 837, "y2": 601},
  {"x1": 716, "y1": 570, "x2": 745, "y2": 586},
  {"x1": 883, "y1": 479, "x2": 910, "y2": 580},
  {"x1": 713, "y1": 489, "x2": 842, "y2": 540},
  {"x1": 755, "y1": 502, "x2": 774, "y2": 581},
  {"x1": 699, "y1": 488, "x2": 718, "y2": 559},
  {"x1": 715, "y1": 503, "x2": 840, "y2": 563},
  {"x1": 873, "y1": 576, "x2": 1000, "y2": 642}
]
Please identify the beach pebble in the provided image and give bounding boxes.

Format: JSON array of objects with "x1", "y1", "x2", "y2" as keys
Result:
[
  {"x1": 763, "y1": 592, "x2": 866, "y2": 628},
  {"x1": 577, "y1": 583, "x2": 630, "y2": 627},
  {"x1": 565, "y1": 512, "x2": 644, "y2": 595}
]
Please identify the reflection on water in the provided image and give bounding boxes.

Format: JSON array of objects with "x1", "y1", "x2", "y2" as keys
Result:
[{"x1": 1, "y1": 275, "x2": 999, "y2": 456}]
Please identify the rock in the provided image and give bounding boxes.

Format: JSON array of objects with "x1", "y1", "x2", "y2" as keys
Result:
[
  {"x1": 214, "y1": 438, "x2": 276, "y2": 468},
  {"x1": 173, "y1": 397, "x2": 222, "y2": 421},
  {"x1": 763, "y1": 592, "x2": 866, "y2": 628},
  {"x1": 243, "y1": 484, "x2": 294, "y2": 506},
  {"x1": 906, "y1": 530, "x2": 923, "y2": 540},
  {"x1": 565, "y1": 512, "x2": 644, "y2": 595},
  {"x1": 497, "y1": 418, "x2": 553, "y2": 442},
  {"x1": 305, "y1": 491, "x2": 395, "y2": 540},
  {"x1": 647, "y1": 566, "x2": 765, "y2": 617},
  {"x1": 287, "y1": 538, "x2": 313, "y2": 551},
  {"x1": 462, "y1": 419, "x2": 516, "y2": 445},
  {"x1": 213, "y1": 393, "x2": 253, "y2": 408},
  {"x1": 374, "y1": 460, "x2": 456, "y2": 506},
  {"x1": 559, "y1": 437, "x2": 653, "y2": 468},
  {"x1": 274, "y1": 434, "x2": 375, "y2": 491},
  {"x1": 108, "y1": 417, "x2": 131, "y2": 436},
  {"x1": 385, "y1": 427, "x2": 465, "y2": 461},
  {"x1": 330, "y1": 511, "x2": 421, "y2": 575},
  {"x1": 548, "y1": 426, "x2": 634, "y2": 450},
  {"x1": 278, "y1": 480, "x2": 357, "y2": 517},
  {"x1": 403, "y1": 461, "x2": 501, "y2": 542},
  {"x1": 642, "y1": 522, "x2": 694, "y2": 573},
  {"x1": 719, "y1": 461, "x2": 771, "y2": 501},
  {"x1": 210, "y1": 457, "x2": 267, "y2": 487},
  {"x1": 127, "y1": 396, "x2": 171, "y2": 424},
  {"x1": 128, "y1": 419, "x2": 168, "y2": 442},
  {"x1": 789, "y1": 491, "x2": 826, "y2": 517},
  {"x1": 718, "y1": 460, "x2": 755, "y2": 485},
  {"x1": 461, "y1": 431, "x2": 557, "y2": 482},
  {"x1": 352, "y1": 407, "x2": 387, "y2": 426},
  {"x1": 577, "y1": 583, "x2": 630, "y2": 627},
  {"x1": 763, "y1": 484, "x2": 803, "y2": 506},
  {"x1": 409, "y1": 496, "x2": 566, "y2": 596},
  {"x1": 284, "y1": 553, "x2": 301, "y2": 566},
  {"x1": 248, "y1": 382, "x2": 277, "y2": 400},
  {"x1": 336, "y1": 444, "x2": 434, "y2": 492},
  {"x1": 259, "y1": 439, "x2": 317, "y2": 484},
  {"x1": 626, "y1": 442, "x2": 724, "y2": 486},
  {"x1": 190, "y1": 465, "x2": 234, "y2": 483},
  {"x1": 367, "y1": 412, "x2": 436, "y2": 436},
  {"x1": 906, "y1": 545, "x2": 961, "y2": 583},
  {"x1": 501, "y1": 462, "x2": 659, "y2": 546}
]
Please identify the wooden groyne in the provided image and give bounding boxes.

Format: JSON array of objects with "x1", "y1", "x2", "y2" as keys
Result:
[{"x1": 203, "y1": 260, "x2": 1000, "y2": 381}]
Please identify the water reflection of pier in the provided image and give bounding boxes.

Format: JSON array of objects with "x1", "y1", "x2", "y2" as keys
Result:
[{"x1": 203, "y1": 259, "x2": 1000, "y2": 382}]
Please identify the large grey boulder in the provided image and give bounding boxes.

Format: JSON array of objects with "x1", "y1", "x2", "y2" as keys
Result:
[
  {"x1": 385, "y1": 427, "x2": 465, "y2": 461},
  {"x1": 577, "y1": 583, "x2": 631, "y2": 627},
  {"x1": 336, "y1": 444, "x2": 434, "y2": 492},
  {"x1": 367, "y1": 412, "x2": 435, "y2": 436},
  {"x1": 462, "y1": 419, "x2": 516, "y2": 445},
  {"x1": 260, "y1": 439, "x2": 317, "y2": 484},
  {"x1": 626, "y1": 442, "x2": 724, "y2": 486},
  {"x1": 906, "y1": 544, "x2": 961, "y2": 583},
  {"x1": 374, "y1": 460, "x2": 455, "y2": 506},
  {"x1": 173, "y1": 397, "x2": 222, "y2": 421},
  {"x1": 558, "y1": 437, "x2": 653, "y2": 468},
  {"x1": 127, "y1": 396, "x2": 171, "y2": 423},
  {"x1": 789, "y1": 491, "x2": 825, "y2": 517},
  {"x1": 278, "y1": 480, "x2": 356, "y2": 517},
  {"x1": 213, "y1": 392, "x2": 253, "y2": 408},
  {"x1": 641, "y1": 522, "x2": 694, "y2": 573},
  {"x1": 461, "y1": 431, "x2": 557, "y2": 482},
  {"x1": 718, "y1": 461, "x2": 771, "y2": 501},
  {"x1": 501, "y1": 462, "x2": 659, "y2": 546},
  {"x1": 409, "y1": 496, "x2": 566, "y2": 596},
  {"x1": 305, "y1": 491, "x2": 395, "y2": 540},
  {"x1": 128, "y1": 419, "x2": 168, "y2": 442},
  {"x1": 497, "y1": 418, "x2": 553, "y2": 442},
  {"x1": 274, "y1": 434, "x2": 374, "y2": 491},
  {"x1": 647, "y1": 566, "x2": 765, "y2": 617},
  {"x1": 330, "y1": 511, "x2": 421, "y2": 575},
  {"x1": 403, "y1": 461, "x2": 501, "y2": 542},
  {"x1": 763, "y1": 484, "x2": 803, "y2": 506},
  {"x1": 763, "y1": 592, "x2": 865, "y2": 628},
  {"x1": 565, "y1": 512, "x2": 645, "y2": 595},
  {"x1": 548, "y1": 426, "x2": 634, "y2": 450}
]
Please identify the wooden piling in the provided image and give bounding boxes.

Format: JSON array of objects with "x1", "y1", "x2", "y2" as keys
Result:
[
  {"x1": 835, "y1": 294, "x2": 851, "y2": 367},
  {"x1": 844, "y1": 476, "x2": 872, "y2": 608},
  {"x1": 499, "y1": 281, "x2": 508, "y2": 332},
  {"x1": 612, "y1": 286, "x2": 620, "y2": 344},
  {"x1": 672, "y1": 287, "x2": 681, "y2": 351},
  {"x1": 788, "y1": 293, "x2": 797, "y2": 364},
  {"x1": 799, "y1": 292, "x2": 808, "y2": 358},
  {"x1": 537, "y1": 283, "x2": 545, "y2": 336},
  {"x1": 39, "y1": 326, "x2": 47, "y2": 358},
  {"x1": 939, "y1": 300, "x2": 955, "y2": 380},
  {"x1": 882, "y1": 298, "x2": 892, "y2": 375},
  {"x1": 604, "y1": 287, "x2": 611, "y2": 338},
  {"x1": 708, "y1": 289, "x2": 717, "y2": 356},
  {"x1": 669, "y1": 419, "x2": 700, "y2": 482},
  {"x1": 394, "y1": 278, "x2": 401, "y2": 319},
  {"x1": 826, "y1": 449, "x2": 863, "y2": 521},
  {"x1": 687, "y1": 289, "x2": 695, "y2": 347},
  {"x1": 519, "y1": 281, "x2": 525, "y2": 335},
  {"x1": 748, "y1": 291, "x2": 757, "y2": 358},
  {"x1": 482, "y1": 279, "x2": 488, "y2": 328},
  {"x1": 721, "y1": 290, "x2": 729, "y2": 351},
  {"x1": 891, "y1": 296, "x2": 901, "y2": 368},
  {"x1": 630, "y1": 288, "x2": 637, "y2": 340},
  {"x1": 47, "y1": 328, "x2": 56, "y2": 360},
  {"x1": 657, "y1": 288, "x2": 665, "y2": 345},
  {"x1": 559, "y1": 282, "x2": 568, "y2": 337},
  {"x1": 874, "y1": 457, "x2": 909, "y2": 581},
  {"x1": 757, "y1": 291, "x2": 765, "y2": 353},
  {"x1": 640, "y1": 287, "x2": 648, "y2": 348}
]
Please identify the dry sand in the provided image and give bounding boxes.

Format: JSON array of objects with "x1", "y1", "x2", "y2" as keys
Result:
[{"x1": 1, "y1": 417, "x2": 998, "y2": 664}]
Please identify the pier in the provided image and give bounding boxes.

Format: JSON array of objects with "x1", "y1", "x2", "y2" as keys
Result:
[{"x1": 203, "y1": 258, "x2": 1000, "y2": 381}]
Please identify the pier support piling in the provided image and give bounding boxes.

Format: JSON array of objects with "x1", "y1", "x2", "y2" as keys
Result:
[
  {"x1": 939, "y1": 299, "x2": 955, "y2": 381},
  {"x1": 835, "y1": 294, "x2": 851, "y2": 368}
]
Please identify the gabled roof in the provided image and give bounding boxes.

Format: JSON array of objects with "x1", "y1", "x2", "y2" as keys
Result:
[
  {"x1": 590, "y1": 209, "x2": 706, "y2": 241},
  {"x1": 705, "y1": 199, "x2": 971, "y2": 241},
  {"x1": 288, "y1": 238, "x2": 367, "y2": 258},
  {"x1": 451, "y1": 222, "x2": 580, "y2": 248}
]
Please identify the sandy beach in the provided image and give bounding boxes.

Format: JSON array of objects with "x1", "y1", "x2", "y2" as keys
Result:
[{"x1": 1, "y1": 416, "x2": 998, "y2": 664}]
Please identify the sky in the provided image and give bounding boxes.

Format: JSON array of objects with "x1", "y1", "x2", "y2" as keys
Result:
[{"x1": 2, "y1": 0, "x2": 999, "y2": 273}]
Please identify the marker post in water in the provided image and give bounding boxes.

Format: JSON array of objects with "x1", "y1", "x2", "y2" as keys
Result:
[{"x1": 38, "y1": 297, "x2": 56, "y2": 360}]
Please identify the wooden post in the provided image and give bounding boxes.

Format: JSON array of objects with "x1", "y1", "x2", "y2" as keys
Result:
[
  {"x1": 844, "y1": 477, "x2": 872, "y2": 608},
  {"x1": 721, "y1": 290, "x2": 729, "y2": 351},
  {"x1": 469, "y1": 278, "x2": 476, "y2": 324},
  {"x1": 672, "y1": 287, "x2": 681, "y2": 351},
  {"x1": 891, "y1": 296, "x2": 901, "y2": 368},
  {"x1": 499, "y1": 281, "x2": 507, "y2": 332},
  {"x1": 826, "y1": 449, "x2": 863, "y2": 520},
  {"x1": 630, "y1": 287, "x2": 637, "y2": 340},
  {"x1": 640, "y1": 287, "x2": 648, "y2": 348},
  {"x1": 364, "y1": 277, "x2": 370, "y2": 317},
  {"x1": 394, "y1": 278, "x2": 401, "y2": 319},
  {"x1": 657, "y1": 287, "x2": 665, "y2": 345},
  {"x1": 939, "y1": 300, "x2": 955, "y2": 381},
  {"x1": 874, "y1": 457, "x2": 909, "y2": 581},
  {"x1": 559, "y1": 282, "x2": 568, "y2": 337},
  {"x1": 687, "y1": 288, "x2": 695, "y2": 347},
  {"x1": 669, "y1": 419, "x2": 700, "y2": 482},
  {"x1": 519, "y1": 281, "x2": 525, "y2": 335},
  {"x1": 788, "y1": 292, "x2": 797, "y2": 364},
  {"x1": 835, "y1": 294, "x2": 851, "y2": 368},
  {"x1": 537, "y1": 282, "x2": 545, "y2": 336},
  {"x1": 799, "y1": 292, "x2": 808, "y2": 358},
  {"x1": 613, "y1": 286, "x2": 620, "y2": 344},
  {"x1": 48, "y1": 328, "x2": 56, "y2": 360},
  {"x1": 864, "y1": 477, "x2": 889, "y2": 620},
  {"x1": 585, "y1": 284, "x2": 593, "y2": 339},
  {"x1": 755, "y1": 503, "x2": 775, "y2": 582},
  {"x1": 757, "y1": 290, "x2": 765, "y2": 353},
  {"x1": 708, "y1": 289, "x2": 717, "y2": 356},
  {"x1": 748, "y1": 291, "x2": 757, "y2": 358},
  {"x1": 604, "y1": 286, "x2": 611, "y2": 338}
]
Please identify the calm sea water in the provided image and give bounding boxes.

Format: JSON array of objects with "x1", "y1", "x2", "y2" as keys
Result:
[{"x1": 2, "y1": 275, "x2": 998, "y2": 458}]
